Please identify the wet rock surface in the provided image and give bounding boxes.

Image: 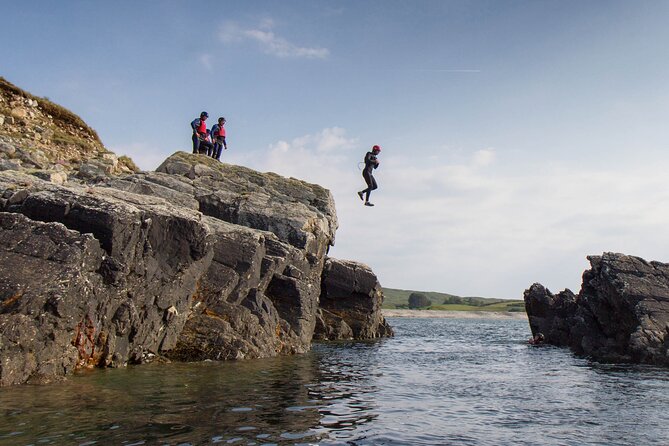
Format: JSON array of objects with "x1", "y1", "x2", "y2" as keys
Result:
[{"x1": 524, "y1": 252, "x2": 669, "y2": 365}]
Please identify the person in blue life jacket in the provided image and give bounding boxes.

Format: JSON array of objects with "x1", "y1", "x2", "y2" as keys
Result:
[
  {"x1": 357, "y1": 145, "x2": 381, "y2": 207},
  {"x1": 190, "y1": 111, "x2": 214, "y2": 156},
  {"x1": 210, "y1": 117, "x2": 227, "y2": 161}
]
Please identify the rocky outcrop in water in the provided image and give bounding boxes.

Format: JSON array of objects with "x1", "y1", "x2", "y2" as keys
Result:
[
  {"x1": 0, "y1": 79, "x2": 392, "y2": 386},
  {"x1": 524, "y1": 252, "x2": 669, "y2": 365},
  {"x1": 0, "y1": 151, "x2": 392, "y2": 386},
  {"x1": 315, "y1": 258, "x2": 393, "y2": 341}
]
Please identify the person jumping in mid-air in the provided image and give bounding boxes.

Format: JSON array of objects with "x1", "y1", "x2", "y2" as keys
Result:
[{"x1": 358, "y1": 145, "x2": 381, "y2": 207}]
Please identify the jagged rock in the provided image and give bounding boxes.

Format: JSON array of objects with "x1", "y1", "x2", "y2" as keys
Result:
[
  {"x1": 0, "y1": 171, "x2": 213, "y2": 385},
  {"x1": 155, "y1": 152, "x2": 338, "y2": 255},
  {"x1": 0, "y1": 160, "x2": 20, "y2": 172},
  {"x1": 0, "y1": 141, "x2": 16, "y2": 156},
  {"x1": 10, "y1": 107, "x2": 28, "y2": 120},
  {"x1": 316, "y1": 258, "x2": 394, "y2": 340},
  {"x1": 18, "y1": 149, "x2": 48, "y2": 169},
  {"x1": 77, "y1": 161, "x2": 109, "y2": 180},
  {"x1": 524, "y1": 252, "x2": 669, "y2": 365},
  {"x1": 315, "y1": 309, "x2": 354, "y2": 340},
  {"x1": 31, "y1": 170, "x2": 67, "y2": 185},
  {"x1": 167, "y1": 217, "x2": 321, "y2": 361},
  {"x1": 104, "y1": 173, "x2": 199, "y2": 210}
]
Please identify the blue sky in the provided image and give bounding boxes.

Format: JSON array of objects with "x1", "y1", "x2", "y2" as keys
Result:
[{"x1": 3, "y1": 1, "x2": 669, "y2": 298}]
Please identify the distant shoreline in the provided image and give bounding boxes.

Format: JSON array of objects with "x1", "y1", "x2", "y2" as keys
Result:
[{"x1": 382, "y1": 309, "x2": 528, "y2": 320}]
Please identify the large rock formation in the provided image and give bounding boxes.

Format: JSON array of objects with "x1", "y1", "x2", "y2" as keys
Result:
[
  {"x1": 0, "y1": 152, "x2": 392, "y2": 386},
  {"x1": 524, "y1": 252, "x2": 669, "y2": 365},
  {"x1": 0, "y1": 78, "x2": 392, "y2": 386}
]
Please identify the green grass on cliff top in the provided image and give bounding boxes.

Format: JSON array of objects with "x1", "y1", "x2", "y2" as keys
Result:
[{"x1": 382, "y1": 287, "x2": 524, "y2": 312}]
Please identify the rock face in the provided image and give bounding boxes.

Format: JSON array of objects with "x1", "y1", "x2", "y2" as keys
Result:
[
  {"x1": 0, "y1": 152, "x2": 392, "y2": 386},
  {"x1": 315, "y1": 258, "x2": 394, "y2": 340},
  {"x1": 524, "y1": 252, "x2": 669, "y2": 365}
]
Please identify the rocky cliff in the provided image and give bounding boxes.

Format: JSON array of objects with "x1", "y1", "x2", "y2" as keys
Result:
[
  {"x1": 0, "y1": 79, "x2": 392, "y2": 386},
  {"x1": 524, "y1": 252, "x2": 669, "y2": 365},
  {"x1": 0, "y1": 77, "x2": 138, "y2": 182}
]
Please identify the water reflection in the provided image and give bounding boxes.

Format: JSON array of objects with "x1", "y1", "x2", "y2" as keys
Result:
[
  {"x1": 2, "y1": 319, "x2": 669, "y2": 445},
  {"x1": 0, "y1": 340, "x2": 382, "y2": 445}
]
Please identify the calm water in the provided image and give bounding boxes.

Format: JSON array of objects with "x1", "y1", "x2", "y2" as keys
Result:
[{"x1": 2, "y1": 317, "x2": 669, "y2": 445}]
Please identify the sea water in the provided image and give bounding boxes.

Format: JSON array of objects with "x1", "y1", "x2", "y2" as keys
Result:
[{"x1": 1, "y1": 317, "x2": 668, "y2": 445}]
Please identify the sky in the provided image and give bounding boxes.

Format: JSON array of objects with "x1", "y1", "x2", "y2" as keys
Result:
[{"x1": 3, "y1": 0, "x2": 669, "y2": 298}]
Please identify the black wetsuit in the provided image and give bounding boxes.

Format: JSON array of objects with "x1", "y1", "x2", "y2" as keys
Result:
[{"x1": 361, "y1": 151, "x2": 378, "y2": 201}]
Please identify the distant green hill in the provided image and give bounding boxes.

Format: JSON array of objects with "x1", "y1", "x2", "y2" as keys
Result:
[{"x1": 382, "y1": 287, "x2": 525, "y2": 312}]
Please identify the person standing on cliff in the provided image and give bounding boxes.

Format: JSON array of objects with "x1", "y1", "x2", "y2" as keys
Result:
[
  {"x1": 190, "y1": 111, "x2": 213, "y2": 155},
  {"x1": 210, "y1": 117, "x2": 227, "y2": 161},
  {"x1": 357, "y1": 145, "x2": 381, "y2": 207}
]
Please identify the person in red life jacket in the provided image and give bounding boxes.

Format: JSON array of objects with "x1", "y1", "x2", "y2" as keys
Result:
[
  {"x1": 357, "y1": 145, "x2": 381, "y2": 207},
  {"x1": 190, "y1": 111, "x2": 213, "y2": 155},
  {"x1": 210, "y1": 117, "x2": 227, "y2": 161}
]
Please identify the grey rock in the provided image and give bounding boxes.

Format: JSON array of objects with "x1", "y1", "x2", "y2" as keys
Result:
[
  {"x1": 31, "y1": 171, "x2": 67, "y2": 185},
  {"x1": 0, "y1": 175, "x2": 212, "y2": 385},
  {"x1": 17, "y1": 149, "x2": 48, "y2": 169},
  {"x1": 77, "y1": 161, "x2": 109, "y2": 180},
  {"x1": 10, "y1": 107, "x2": 28, "y2": 120},
  {"x1": 315, "y1": 258, "x2": 394, "y2": 340},
  {"x1": 0, "y1": 141, "x2": 16, "y2": 156},
  {"x1": 156, "y1": 152, "x2": 338, "y2": 255},
  {"x1": 0, "y1": 160, "x2": 21, "y2": 172},
  {"x1": 524, "y1": 252, "x2": 669, "y2": 365},
  {"x1": 0, "y1": 152, "x2": 392, "y2": 386},
  {"x1": 103, "y1": 175, "x2": 198, "y2": 210}
]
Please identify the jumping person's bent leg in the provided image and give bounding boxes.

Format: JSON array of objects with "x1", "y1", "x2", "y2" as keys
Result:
[{"x1": 362, "y1": 172, "x2": 375, "y2": 202}]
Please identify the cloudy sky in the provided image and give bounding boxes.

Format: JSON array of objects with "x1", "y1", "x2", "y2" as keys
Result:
[{"x1": 3, "y1": 1, "x2": 669, "y2": 298}]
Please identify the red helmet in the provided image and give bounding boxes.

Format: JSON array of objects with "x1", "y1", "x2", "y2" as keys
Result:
[{"x1": 372, "y1": 145, "x2": 381, "y2": 152}]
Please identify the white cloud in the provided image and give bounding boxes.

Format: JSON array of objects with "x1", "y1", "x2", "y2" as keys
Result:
[
  {"x1": 219, "y1": 20, "x2": 329, "y2": 59},
  {"x1": 241, "y1": 130, "x2": 669, "y2": 298},
  {"x1": 198, "y1": 53, "x2": 213, "y2": 71},
  {"x1": 248, "y1": 127, "x2": 358, "y2": 187},
  {"x1": 472, "y1": 148, "x2": 495, "y2": 166}
]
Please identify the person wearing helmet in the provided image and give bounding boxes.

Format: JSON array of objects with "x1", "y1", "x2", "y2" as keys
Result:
[
  {"x1": 357, "y1": 145, "x2": 381, "y2": 206},
  {"x1": 210, "y1": 117, "x2": 227, "y2": 161},
  {"x1": 528, "y1": 333, "x2": 545, "y2": 345},
  {"x1": 190, "y1": 111, "x2": 213, "y2": 155}
]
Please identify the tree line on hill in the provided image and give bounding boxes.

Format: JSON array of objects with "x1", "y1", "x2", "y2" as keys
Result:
[{"x1": 406, "y1": 292, "x2": 521, "y2": 309}]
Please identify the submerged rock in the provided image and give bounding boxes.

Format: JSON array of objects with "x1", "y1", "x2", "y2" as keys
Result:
[{"x1": 524, "y1": 252, "x2": 669, "y2": 365}]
